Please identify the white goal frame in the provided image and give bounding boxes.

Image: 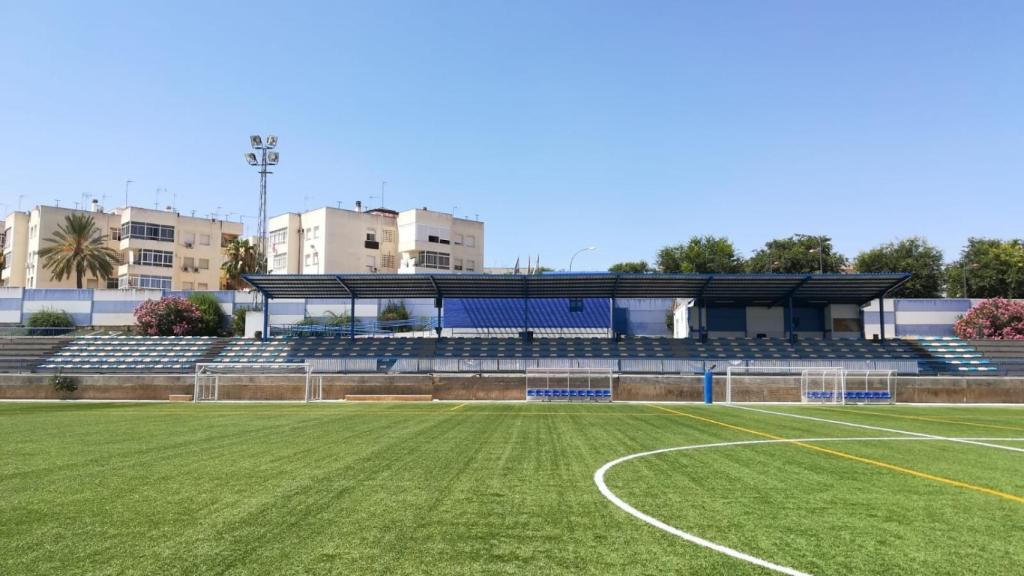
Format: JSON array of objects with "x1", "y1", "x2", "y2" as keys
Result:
[
  {"x1": 724, "y1": 366, "x2": 897, "y2": 404},
  {"x1": 725, "y1": 366, "x2": 844, "y2": 404},
  {"x1": 193, "y1": 363, "x2": 317, "y2": 402},
  {"x1": 525, "y1": 367, "x2": 614, "y2": 402}
]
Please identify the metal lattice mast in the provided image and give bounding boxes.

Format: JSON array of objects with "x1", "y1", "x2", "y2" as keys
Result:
[{"x1": 245, "y1": 135, "x2": 279, "y2": 274}]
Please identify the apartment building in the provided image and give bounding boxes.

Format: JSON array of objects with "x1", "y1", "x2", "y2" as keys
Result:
[
  {"x1": 267, "y1": 202, "x2": 400, "y2": 274},
  {"x1": 266, "y1": 203, "x2": 484, "y2": 275},
  {"x1": 396, "y1": 208, "x2": 483, "y2": 274},
  {"x1": 1, "y1": 202, "x2": 242, "y2": 290}
]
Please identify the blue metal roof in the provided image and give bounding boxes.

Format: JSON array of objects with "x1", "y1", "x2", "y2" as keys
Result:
[{"x1": 242, "y1": 272, "x2": 910, "y2": 305}]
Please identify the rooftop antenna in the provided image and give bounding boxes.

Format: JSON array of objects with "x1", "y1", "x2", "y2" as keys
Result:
[
  {"x1": 336, "y1": 200, "x2": 343, "y2": 209},
  {"x1": 124, "y1": 179, "x2": 134, "y2": 208},
  {"x1": 54, "y1": 198, "x2": 60, "y2": 208},
  {"x1": 154, "y1": 188, "x2": 161, "y2": 210},
  {"x1": 380, "y1": 180, "x2": 386, "y2": 208},
  {"x1": 17, "y1": 194, "x2": 25, "y2": 210}
]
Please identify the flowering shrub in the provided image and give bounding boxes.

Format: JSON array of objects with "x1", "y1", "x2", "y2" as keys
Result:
[
  {"x1": 954, "y1": 298, "x2": 1024, "y2": 340},
  {"x1": 134, "y1": 297, "x2": 204, "y2": 336}
]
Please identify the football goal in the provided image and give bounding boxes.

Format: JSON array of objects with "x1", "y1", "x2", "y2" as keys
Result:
[
  {"x1": 525, "y1": 367, "x2": 614, "y2": 402},
  {"x1": 725, "y1": 366, "x2": 896, "y2": 404},
  {"x1": 725, "y1": 366, "x2": 844, "y2": 404},
  {"x1": 193, "y1": 363, "x2": 317, "y2": 402}
]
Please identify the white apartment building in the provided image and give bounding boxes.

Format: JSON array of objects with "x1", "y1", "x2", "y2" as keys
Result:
[
  {"x1": 266, "y1": 203, "x2": 484, "y2": 275},
  {"x1": 1, "y1": 202, "x2": 242, "y2": 290},
  {"x1": 397, "y1": 208, "x2": 483, "y2": 274}
]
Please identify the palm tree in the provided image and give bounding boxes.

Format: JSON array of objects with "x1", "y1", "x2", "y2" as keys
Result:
[
  {"x1": 222, "y1": 238, "x2": 259, "y2": 289},
  {"x1": 37, "y1": 214, "x2": 120, "y2": 289}
]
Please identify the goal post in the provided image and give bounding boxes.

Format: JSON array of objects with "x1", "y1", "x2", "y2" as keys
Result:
[
  {"x1": 724, "y1": 366, "x2": 896, "y2": 404},
  {"x1": 193, "y1": 363, "x2": 317, "y2": 402},
  {"x1": 725, "y1": 366, "x2": 843, "y2": 404},
  {"x1": 525, "y1": 367, "x2": 614, "y2": 402}
]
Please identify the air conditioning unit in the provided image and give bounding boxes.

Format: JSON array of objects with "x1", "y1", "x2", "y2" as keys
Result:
[
  {"x1": 181, "y1": 266, "x2": 190, "y2": 272},
  {"x1": 184, "y1": 241, "x2": 193, "y2": 248}
]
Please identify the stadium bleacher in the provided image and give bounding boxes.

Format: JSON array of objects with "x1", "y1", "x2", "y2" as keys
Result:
[
  {"x1": 903, "y1": 336, "x2": 999, "y2": 374},
  {"x1": 38, "y1": 335, "x2": 222, "y2": 373}
]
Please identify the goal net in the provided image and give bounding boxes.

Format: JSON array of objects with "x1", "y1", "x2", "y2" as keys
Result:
[
  {"x1": 725, "y1": 366, "x2": 896, "y2": 404},
  {"x1": 525, "y1": 367, "x2": 614, "y2": 402},
  {"x1": 193, "y1": 363, "x2": 317, "y2": 402},
  {"x1": 725, "y1": 366, "x2": 843, "y2": 404}
]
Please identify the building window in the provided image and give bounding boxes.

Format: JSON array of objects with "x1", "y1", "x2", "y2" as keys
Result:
[
  {"x1": 382, "y1": 229, "x2": 394, "y2": 243},
  {"x1": 465, "y1": 235, "x2": 476, "y2": 248},
  {"x1": 269, "y1": 228, "x2": 287, "y2": 245},
  {"x1": 136, "y1": 249, "x2": 173, "y2": 268},
  {"x1": 199, "y1": 234, "x2": 211, "y2": 246},
  {"x1": 109, "y1": 227, "x2": 121, "y2": 241},
  {"x1": 380, "y1": 253, "x2": 395, "y2": 269},
  {"x1": 182, "y1": 256, "x2": 195, "y2": 270},
  {"x1": 272, "y1": 253, "x2": 287, "y2": 270},
  {"x1": 366, "y1": 228, "x2": 377, "y2": 242},
  {"x1": 466, "y1": 259, "x2": 476, "y2": 272},
  {"x1": 415, "y1": 251, "x2": 450, "y2": 270},
  {"x1": 366, "y1": 255, "x2": 376, "y2": 271},
  {"x1": 197, "y1": 283, "x2": 208, "y2": 290},
  {"x1": 182, "y1": 232, "x2": 195, "y2": 247},
  {"x1": 182, "y1": 282, "x2": 194, "y2": 290},
  {"x1": 453, "y1": 233, "x2": 463, "y2": 246},
  {"x1": 304, "y1": 254, "x2": 311, "y2": 266},
  {"x1": 312, "y1": 226, "x2": 320, "y2": 239},
  {"x1": 121, "y1": 221, "x2": 175, "y2": 242},
  {"x1": 453, "y1": 258, "x2": 463, "y2": 271},
  {"x1": 198, "y1": 258, "x2": 210, "y2": 270},
  {"x1": 106, "y1": 278, "x2": 118, "y2": 289},
  {"x1": 118, "y1": 274, "x2": 172, "y2": 290}
]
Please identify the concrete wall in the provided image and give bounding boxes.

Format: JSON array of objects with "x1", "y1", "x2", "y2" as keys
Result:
[{"x1": 4, "y1": 373, "x2": 1024, "y2": 403}]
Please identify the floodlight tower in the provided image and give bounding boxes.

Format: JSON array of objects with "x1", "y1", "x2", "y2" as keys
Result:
[{"x1": 244, "y1": 135, "x2": 279, "y2": 273}]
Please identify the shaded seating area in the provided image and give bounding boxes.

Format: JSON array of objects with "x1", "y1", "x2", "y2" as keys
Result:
[
  {"x1": 38, "y1": 335, "x2": 219, "y2": 373},
  {"x1": 210, "y1": 335, "x2": 932, "y2": 367}
]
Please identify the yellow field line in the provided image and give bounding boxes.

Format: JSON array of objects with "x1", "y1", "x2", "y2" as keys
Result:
[
  {"x1": 648, "y1": 404, "x2": 1024, "y2": 505},
  {"x1": 449, "y1": 403, "x2": 467, "y2": 411},
  {"x1": 821, "y1": 407, "x2": 1024, "y2": 433}
]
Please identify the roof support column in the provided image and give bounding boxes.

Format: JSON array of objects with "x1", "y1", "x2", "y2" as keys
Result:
[
  {"x1": 698, "y1": 299, "x2": 706, "y2": 343},
  {"x1": 787, "y1": 296, "x2": 795, "y2": 343},
  {"x1": 609, "y1": 297, "x2": 616, "y2": 340},
  {"x1": 522, "y1": 279, "x2": 530, "y2": 342},
  {"x1": 350, "y1": 296, "x2": 356, "y2": 341},
  {"x1": 878, "y1": 297, "x2": 885, "y2": 342},
  {"x1": 435, "y1": 297, "x2": 443, "y2": 338},
  {"x1": 261, "y1": 290, "x2": 270, "y2": 341}
]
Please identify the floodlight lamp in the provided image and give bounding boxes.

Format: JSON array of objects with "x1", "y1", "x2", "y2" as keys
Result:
[
  {"x1": 250, "y1": 135, "x2": 262, "y2": 148},
  {"x1": 267, "y1": 151, "x2": 280, "y2": 165},
  {"x1": 266, "y1": 135, "x2": 278, "y2": 148},
  {"x1": 245, "y1": 152, "x2": 258, "y2": 165}
]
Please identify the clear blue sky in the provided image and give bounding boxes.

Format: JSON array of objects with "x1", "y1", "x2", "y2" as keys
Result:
[{"x1": 2, "y1": 1, "x2": 1021, "y2": 270}]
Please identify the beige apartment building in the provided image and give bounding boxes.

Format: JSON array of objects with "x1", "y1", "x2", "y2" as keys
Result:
[
  {"x1": 1, "y1": 202, "x2": 242, "y2": 290},
  {"x1": 267, "y1": 202, "x2": 484, "y2": 275}
]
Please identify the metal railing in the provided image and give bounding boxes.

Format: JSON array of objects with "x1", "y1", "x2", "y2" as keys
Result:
[{"x1": 303, "y1": 356, "x2": 921, "y2": 375}]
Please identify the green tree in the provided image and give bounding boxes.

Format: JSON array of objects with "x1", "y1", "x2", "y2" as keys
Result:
[
  {"x1": 656, "y1": 236, "x2": 744, "y2": 273},
  {"x1": 186, "y1": 292, "x2": 224, "y2": 336},
  {"x1": 946, "y1": 238, "x2": 1024, "y2": 298},
  {"x1": 608, "y1": 260, "x2": 651, "y2": 273},
  {"x1": 853, "y1": 237, "x2": 945, "y2": 297},
  {"x1": 37, "y1": 213, "x2": 120, "y2": 288},
  {"x1": 221, "y1": 238, "x2": 259, "y2": 290},
  {"x1": 746, "y1": 235, "x2": 846, "y2": 273}
]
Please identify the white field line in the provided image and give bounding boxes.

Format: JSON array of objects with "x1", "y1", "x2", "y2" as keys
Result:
[
  {"x1": 729, "y1": 404, "x2": 1024, "y2": 454},
  {"x1": 594, "y1": 436, "x2": 1024, "y2": 576}
]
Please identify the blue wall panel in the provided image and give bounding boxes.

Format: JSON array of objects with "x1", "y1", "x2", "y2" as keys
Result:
[{"x1": 444, "y1": 298, "x2": 609, "y2": 328}]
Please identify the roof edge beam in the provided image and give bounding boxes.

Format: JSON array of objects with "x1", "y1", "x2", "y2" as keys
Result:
[
  {"x1": 770, "y1": 274, "x2": 813, "y2": 307},
  {"x1": 334, "y1": 276, "x2": 355, "y2": 298}
]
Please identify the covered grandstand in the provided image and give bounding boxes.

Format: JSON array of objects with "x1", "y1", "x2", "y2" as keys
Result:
[{"x1": 21, "y1": 273, "x2": 1013, "y2": 377}]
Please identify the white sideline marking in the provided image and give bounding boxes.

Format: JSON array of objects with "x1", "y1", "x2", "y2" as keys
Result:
[
  {"x1": 594, "y1": 436, "x2": 1024, "y2": 575},
  {"x1": 728, "y1": 405, "x2": 1024, "y2": 454}
]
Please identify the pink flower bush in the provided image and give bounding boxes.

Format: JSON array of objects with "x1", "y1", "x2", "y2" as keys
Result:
[
  {"x1": 134, "y1": 297, "x2": 203, "y2": 336},
  {"x1": 954, "y1": 298, "x2": 1024, "y2": 340}
]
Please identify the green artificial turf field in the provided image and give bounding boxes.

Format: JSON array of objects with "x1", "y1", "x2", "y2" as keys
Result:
[{"x1": 2, "y1": 401, "x2": 1023, "y2": 575}]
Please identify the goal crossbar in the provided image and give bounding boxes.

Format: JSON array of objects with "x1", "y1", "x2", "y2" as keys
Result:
[{"x1": 193, "y1": 363, "x2": 317, "y2": 402}]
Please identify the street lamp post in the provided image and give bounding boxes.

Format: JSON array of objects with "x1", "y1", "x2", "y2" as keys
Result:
[
  {"x1": 796, "y1": 233, "x2": 824, "y2": 273},
  {"x1": 569, "y1": 246, "x2": 596, "y2": 271},
  {"x1": 244, "y1": 135, "x2": 279, "y2": 273}
]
